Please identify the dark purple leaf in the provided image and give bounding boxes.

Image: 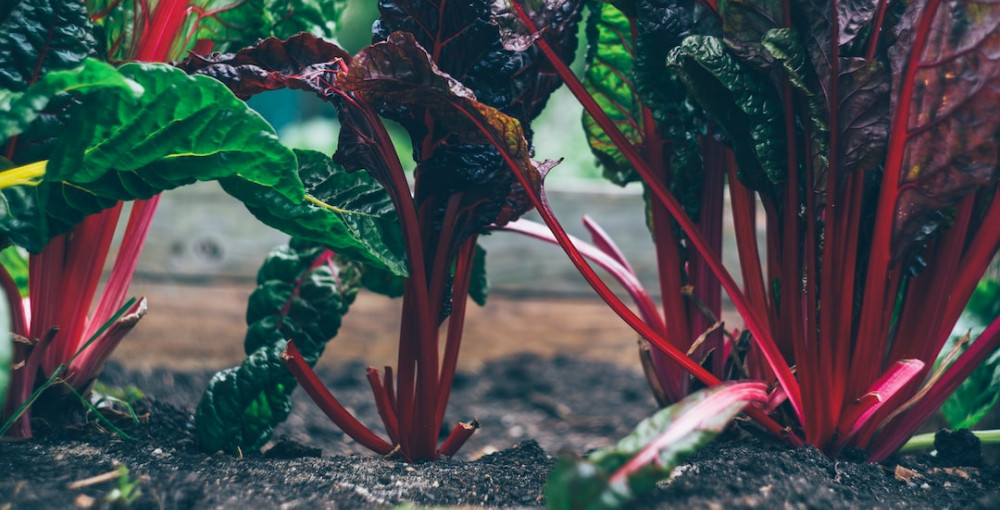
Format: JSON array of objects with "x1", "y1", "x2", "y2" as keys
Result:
[
  {"x1": 838, "y1": 57, "x2": 889, "y2": 174},
  {"x1": 887, "y1": 0, "x2": 1000, "y2": 254},
  {"x1": 341, "y1": 31, "x2": 544, "y2": 232}
]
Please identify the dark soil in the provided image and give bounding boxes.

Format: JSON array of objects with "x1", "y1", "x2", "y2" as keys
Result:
[{"x1": 1, "y1": 354, "x2": 997, "y2": 509}]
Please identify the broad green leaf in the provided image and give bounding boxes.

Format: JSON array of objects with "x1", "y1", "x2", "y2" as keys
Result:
[
  {"x1": 221, "y1": 148, "x2": 408, "y2": 276},
  {"x1": 582, "y1": 1, "x2": 644, "y2": 186},
  {"x1": 666, "y1": 35, "x2": 786, "y2": 193},
  {"x1": 545, "y1": 382, "x2": 767, "y2": 510},
  {"x1": 0, "y1": 0, "x2": 96, "y2": 91},
  {"x1": 940, "y1": 279, "x2": 1000, "y2": 429},
  {"x1": 197, "y1": 239, "x2": 361, "y2": 454},
  {"x1": 0, "y1": 61, "x2": 302, "y2": 252},
  {"x1": 0, "y1": 59, "x2": 141, "y2": 141}
]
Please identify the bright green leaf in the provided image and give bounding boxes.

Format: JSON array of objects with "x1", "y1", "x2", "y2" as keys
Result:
[{"x1": 221, "y1": 148, "x2": 408, "y2": 277}]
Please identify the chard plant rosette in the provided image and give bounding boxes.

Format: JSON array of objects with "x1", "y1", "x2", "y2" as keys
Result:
[
  {"x1": 500, "y1": 0, "x2": 1000, "y2": 461},
  {"x1": 0, "y1": 0, "x2": 372, "y2": 438},
  {"x1": 179, "y1": 0, "x2": 580, "y2": 461}
]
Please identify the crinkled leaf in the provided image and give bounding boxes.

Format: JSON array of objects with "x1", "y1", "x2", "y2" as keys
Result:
[
  {"x1": 221, "y1": 149, "x2": 407, "y2": 276},
  {"x1": 175, "y1": 33, "x2": 352, "y2": 100},
  {"x1": 836, "y1": 57, "x2": 889, "y2": 174},
  {"x1": 837, "y1": 0, "x2": 881, "y2": 48},
  {"x1": 760, "y1": 28, "x2": 830, "y2": 181},
  {"x1": 375, "y1": 0, "x2": 581, "y2": 127},
  {"x1": 196, "y1": 240, "x2": 361, "y2": 454},
  {"x1": 545, "y1": 382, "x2": 767, "y2": 510},
  {"x1": 717, "y1": 0, "x2": 781, "y2": 70},
  {"x1": 666, "y1": 35, "x2": 786, "y2": 193},
  {"x1": 176, "y1": 35, "x2": 407, "y2": 275},
  {"x1": 582, "y1": 1, "x2": 645, "y2": 186},
  {"x1": 0, "y1": 0, "x2": 96, "y2": 91},
  {"x1": 886, "y1": 0, "x2": 1000, "y2": 256},
  {"x1": 0, "y1": 58, "x2": 141, "y2": 141},
  {"x1": 632, "y1": 0, "x2": 719, "y2": 128},
  {"x1": 1, "y1": 62, "x2": 302, "y2": 252},
  {"x1": 342, "y1": 31, "x2": 544, "y2": 230}
]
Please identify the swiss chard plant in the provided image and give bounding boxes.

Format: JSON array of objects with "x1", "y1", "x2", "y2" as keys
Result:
[
  {"x1": 0, "y1": 0, "x2": 384, "y2": 438},
  {"x1": 178, "y1": 0, "x2": 582, "y2": 461},
  {"x1": 495, "y1": 0, "x2": 1000, "y2": 461}
]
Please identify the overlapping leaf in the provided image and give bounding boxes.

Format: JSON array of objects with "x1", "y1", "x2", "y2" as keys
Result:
[
  {"x1": 86, "y1": 0, "x2": 341, "y2": 62},
  {"x1": 375, "y1": 0, "x2": 581, "y2": 128},
  {"x1": 666, "y1": 35, "x2": 786, "y2": 192},
  {"x1": 887, "y1": 0, "x2": 1000, "y2": 255},
  {"x1": 176, "y1": 34, "x2": 406, "y2": 275},
  {"x1": 0, "y1": 61, "x2": 303, "y2": 252},
  {"x1": 0, "y1": 0, "x2": 96, "y2": 91},
  {"x1": 342, "y1": 32, "x2": 544, "y2": 231},
  {"x1": 718, "y1": 0, "x2": 781, "y2": 70},
  {"x1": 581, "y1": 1, "x2": 645, "y2": 186},
  {"x1": 196, "y1": 239, "x2": 360, "y2": 454},
  {"x1": 221, "y1": 149, "x2": 407, "y2": 277}
]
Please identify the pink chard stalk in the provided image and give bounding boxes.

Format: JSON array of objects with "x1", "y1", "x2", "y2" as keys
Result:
[
  {"x1": 500, "y1": 0, "x2": 1000, "y2": 461},
  {"x1": 0, "y1": 0, "x2": 305, "y2": 438}
]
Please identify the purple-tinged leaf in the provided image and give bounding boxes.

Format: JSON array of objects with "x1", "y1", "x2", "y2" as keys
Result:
[
  {"x1": 838, "y1": 0, "x2": 881, "y2": 48},
  {"x1": 342, "y1": 32, "x2": 544, "y2": 230},
  {"x1": 718, "y1": 0, "x2": 781, "y2": 70},
  {"x1": 837, "y1": 57, "x2": 890, "y2": 173},
  {"x1": 176, "y1": 33, "x2": 351, "y2": 100},
  {"x1": 886, "y1": 0, "x2": 1000, "y2": 257}
]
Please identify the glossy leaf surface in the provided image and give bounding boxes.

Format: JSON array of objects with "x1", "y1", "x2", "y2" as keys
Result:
[
  {"x1": 196, "y1": 240, "x2": 360, "y2": 454},
  {"x1": 886, "y1": 0, "x2": 1000, "y2": 255},
  {"x1": 0, "y1": 62, "x2": 301, "y2": 252}
]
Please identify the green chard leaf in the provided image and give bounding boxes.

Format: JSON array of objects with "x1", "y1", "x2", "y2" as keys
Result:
[
  {"x1": 545, "y1": 382, "x2": 767, "y2": 510},
  {"x1": 0, "y1": 0, "x2": 96, "y2": 91},
  {"x1": 221, "y1": 148, "x2": 407, "y2": 277},
  {"x1": 940, "y1": 279, "x2": 1000, "y2": 430},
  {"x1": 666, "y1": 35, "x2": 787, "y2": 194},
  {"x1": 176, "y1": 35, "x2": 407, "y2": 276},
  {"x1": 0, "y1": 61, "x2": 303, "y2": 252},
  {"x1": 265, "y1": 0, "x2": 346, "y2": 41},
  {"x1": 196, "y1": 239, "x2": 361, "y2": 454},
  {"x1": 582, "y1": 0, "x2": 645, "y2": 186},
  {"x1": 0, "y1": 58, "x2": 141, "y2": 141}
]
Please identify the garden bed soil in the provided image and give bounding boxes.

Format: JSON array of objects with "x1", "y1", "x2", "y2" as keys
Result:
[{"x1": 1, "y1": 354, "x2": 997, "y2": 509}]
